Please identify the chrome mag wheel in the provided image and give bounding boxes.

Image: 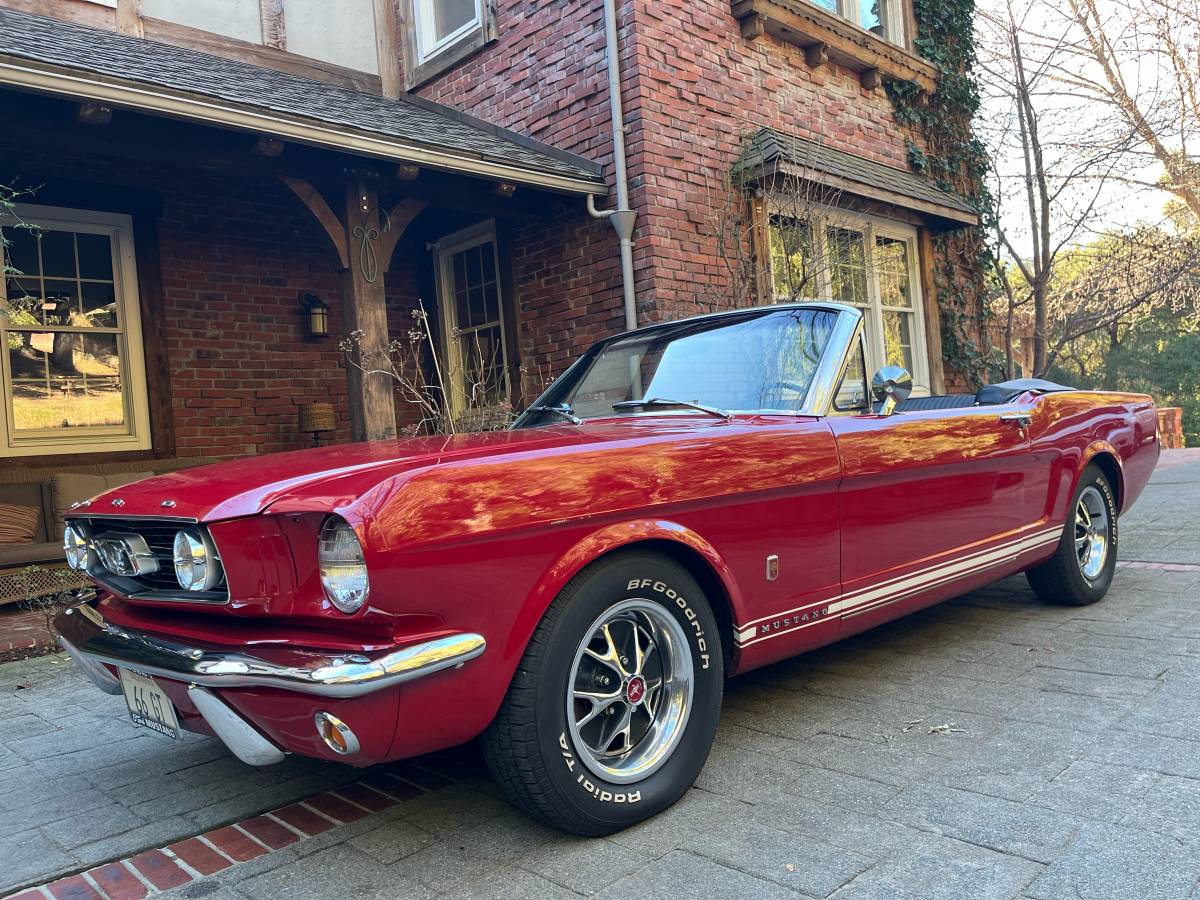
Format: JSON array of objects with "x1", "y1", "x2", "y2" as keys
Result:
[
  {"x1": 567, "y1": 598, "x2": 693, "y2": 785},
  {"x1": 1075, "y1": 484, "x2": 1111, "y2": 581}
]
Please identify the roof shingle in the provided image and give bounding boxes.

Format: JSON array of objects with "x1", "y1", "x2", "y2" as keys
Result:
[{"x1": 0, "y1": 7, "x2": 604, "y2": 192}]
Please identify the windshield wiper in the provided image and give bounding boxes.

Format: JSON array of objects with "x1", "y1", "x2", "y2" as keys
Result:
[
  {"x1": 528, "y1": 403, "x2": 583, "y2": 425},
  {"x1": 611, "y1": 398, "x2": 731, "y2": 420}
]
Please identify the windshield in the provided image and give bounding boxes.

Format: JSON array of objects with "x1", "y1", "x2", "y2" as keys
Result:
[{"x1": 522, "y1": 307, "x2": 839, "y2": 424}]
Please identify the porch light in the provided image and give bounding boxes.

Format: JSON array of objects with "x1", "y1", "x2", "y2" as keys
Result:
[{"x1": 301, "y1": 292, "x2": 330, "y2": 338}]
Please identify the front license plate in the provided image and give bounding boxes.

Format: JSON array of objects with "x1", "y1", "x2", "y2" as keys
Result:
[{"x1": 119, "y1": 668, "x2": 180, "y2": 739}]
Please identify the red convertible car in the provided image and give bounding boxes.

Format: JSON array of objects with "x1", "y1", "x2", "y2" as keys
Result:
[{"x1": 54, "y1": 302, "x2": 1158, "y2": 834}]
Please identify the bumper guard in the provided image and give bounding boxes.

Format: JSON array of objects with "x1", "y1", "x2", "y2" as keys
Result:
[{"x1": 52, "y1": 601, "x2": 486, "y2": 699}]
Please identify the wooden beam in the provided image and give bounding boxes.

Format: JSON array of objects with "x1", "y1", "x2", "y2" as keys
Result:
[
  {"x1": 259, "y1": 0, "x2": 286, "y2": 49},
  {"x1": 373, "y1": 0, "x2": 403, "y2": 100},
  {"x1": 379, "y1": 197, "x2": 428, "y2": 274},
  {"x1": 341, "y1": 178, "x2": 398, "y2": 442},
  {"x1": 115, "y1": 0, "x2": 143, "y2": 37},
  {"x1": 278, "y1": 175, "x2": 350, "y2": 270}
]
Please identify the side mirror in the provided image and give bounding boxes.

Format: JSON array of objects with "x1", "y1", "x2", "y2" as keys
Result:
[{"x1": 871, "y1": 366, "x2": 913, "y2": 416}]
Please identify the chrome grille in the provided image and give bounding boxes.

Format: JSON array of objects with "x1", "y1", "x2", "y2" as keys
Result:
[{"x1": 73, "y1": 517, "x2": 228, "y2": 603}]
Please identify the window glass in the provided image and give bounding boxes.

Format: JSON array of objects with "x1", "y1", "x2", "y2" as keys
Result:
[
  {"x1": 766, "y1": 211, "x2": 927, "y2": 395},
  {"x1": 859, "y1": 0, "x2": 888, "y2": 36},
  {"x1": 416, "y1": 0, "x2": 480, "y2": 59},
  {"x1": 827, "y1": 227, "x2": 868, "y2": 307},
  {"x1": 0, "y1": 210, "x2": 148, "y2": 455},
  {"x1": 834, "y1": 338, "x2": 870, "y2": 411},
  {"x1": 554, "y1": 309, "x2": 838, "y2": 419},
  {"x1": 769, "y1": 218, "x2": 821, "y2": 300},
  {"x1": 440, "y1": 231, "x2": 509, "y2": 413}
]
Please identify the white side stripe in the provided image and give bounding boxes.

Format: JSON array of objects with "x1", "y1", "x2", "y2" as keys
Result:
[{"x1": 734, "y1": 525, "x2": 1062, "y2": 646}]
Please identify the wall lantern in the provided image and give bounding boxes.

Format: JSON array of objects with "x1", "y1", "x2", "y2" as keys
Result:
[{"x1": 301, "y1": 292, "x2": 330, "y2": 339}]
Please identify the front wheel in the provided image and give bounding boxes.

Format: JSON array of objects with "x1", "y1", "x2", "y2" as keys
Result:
[
  {"x1": 1026, "y1": 463, "x2": 1118, "y2": 606},
  {"x1": 482, "y1": 551, "x2": 723, "y2": 835}
]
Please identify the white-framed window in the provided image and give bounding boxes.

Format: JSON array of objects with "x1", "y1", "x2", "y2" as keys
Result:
[
  {"x1": 0, "y1": 205, "x2": 152, "y2": 457},
  {"x1": 433, "y1": 221, "x2": 511, "y2": 417},
  {"x1": 768, "y1": 209, "x2": 931, "y2": 396},
  {"x1": 805, "y1": 0, "x2": 906, "y2": 45},
  {"x1": 413, "y1": 0, "x2": 483, "y2": 62}
]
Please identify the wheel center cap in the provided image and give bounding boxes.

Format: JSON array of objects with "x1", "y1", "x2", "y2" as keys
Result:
[{"x1": 625, "y1": 676, "x2": 646, "y2": 705}]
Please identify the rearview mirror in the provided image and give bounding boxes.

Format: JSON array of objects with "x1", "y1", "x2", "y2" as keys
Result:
[{"x1": 871, "y1": 366, "x2": 913, "y2": 416}]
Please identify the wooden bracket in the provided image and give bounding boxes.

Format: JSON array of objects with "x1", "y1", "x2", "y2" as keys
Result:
[
  {"x1": 860, "y1": 67, "x2": 882, "y2": 90},
  {"x1": 804, "y1": 42, "x2": 829, "y2": 69},
  {"x1": 279, "y1": 175, "x2": 350, "y2": 270},
  {"x1": 379, "y1": 197, "x2": 428, "y2": 274},
  {"x1": 740, "y1": 13, "x2": 766, "y2": 39}
]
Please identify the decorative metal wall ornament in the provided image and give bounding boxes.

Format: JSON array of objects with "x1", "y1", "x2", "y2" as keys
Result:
[{"x1": 354, "y1": 207, "x2": 393, "y2": 284}]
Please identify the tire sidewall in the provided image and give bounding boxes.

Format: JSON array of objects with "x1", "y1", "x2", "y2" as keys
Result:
[
  {"x1": 1066, "y1": 466, "x2": 1119, "y2": 600},
  {"x1": 533, "y1": 553, "x2": 723, "y2": 830}
]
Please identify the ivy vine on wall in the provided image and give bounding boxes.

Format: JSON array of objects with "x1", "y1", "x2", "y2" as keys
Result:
[{"x1": 885, "y1": 0, "x2": 998, "y2": 388}]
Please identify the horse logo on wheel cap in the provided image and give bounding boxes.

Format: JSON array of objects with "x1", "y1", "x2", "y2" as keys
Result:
[{"x1": 626, "y1": 676, "x2": 646, "y2": 705}]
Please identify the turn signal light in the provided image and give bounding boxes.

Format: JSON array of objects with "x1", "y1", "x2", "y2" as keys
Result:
[{"x1": 314, "y1": 711, "x2": 359, "y2": 755}]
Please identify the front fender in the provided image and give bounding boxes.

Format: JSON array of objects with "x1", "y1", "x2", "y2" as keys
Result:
[{"x1": 503, "y1": 518, "x2": 744, "y2": 663}]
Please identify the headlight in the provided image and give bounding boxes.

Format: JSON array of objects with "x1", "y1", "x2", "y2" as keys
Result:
[
  {"x1": 318, "y1": 516, "x2": 369, "y2": 614},
  {"x1": 173, "y1": 529, "x2": 223, "y2": 592},
  {"x1": 63, "y1": 522, "x2": 94, "y2": 571}
]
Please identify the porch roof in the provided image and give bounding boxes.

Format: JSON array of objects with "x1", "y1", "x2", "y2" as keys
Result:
[
  {"x1": 736, "y1": 128, "x2": 979, "y2": 228},
  {"x1": 0, "y1": 7, "x2": 606, "y2": 196}
]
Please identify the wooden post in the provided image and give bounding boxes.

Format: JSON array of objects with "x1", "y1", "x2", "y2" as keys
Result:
[
  {"x1": 115, "y1": 0, "x2": 143, "y2": 36},
  {"x1": 341, "y1": 178, "x2": 398, "y2": 442},
  {"x1": 917, "y1": 227, "x2": 946, "y2": 394},
  {"x1": 373, "y1": 0, "x2": 403, "y2": 99}
]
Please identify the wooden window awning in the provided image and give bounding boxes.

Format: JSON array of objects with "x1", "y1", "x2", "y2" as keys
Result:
[
  {"x1": 732, "y1": 0, "x2": 940, "y2": 93},
  {"x1": 735, "y1": 128, "x2": 979, "y2": 229},
  {"x1": 0, "y1": 6, "x2": 606, "y2": 197}
]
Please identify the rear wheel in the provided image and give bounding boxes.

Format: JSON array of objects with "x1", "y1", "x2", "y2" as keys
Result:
[
  {"x1": 1026, "y1": 463, "x2": 1118, "y2": 606},
  {"x1": 482, "y1": 551, "x2": 723, "y2": 835}
]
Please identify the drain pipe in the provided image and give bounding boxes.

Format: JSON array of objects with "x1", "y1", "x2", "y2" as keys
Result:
[{"x1": 588, "y1": 0, "x2": 638, "y2": 331}]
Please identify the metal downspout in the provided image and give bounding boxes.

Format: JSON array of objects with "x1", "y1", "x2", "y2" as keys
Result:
[{"x1": 588, "y1": 0, "x2": 638, "y2": 331}]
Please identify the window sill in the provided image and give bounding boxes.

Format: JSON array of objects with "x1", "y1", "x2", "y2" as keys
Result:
[{"x1": 731, "y1": 0, "x2": 939, "y2": 92}]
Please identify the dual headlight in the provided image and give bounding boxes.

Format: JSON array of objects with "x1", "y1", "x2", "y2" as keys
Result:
[
  {"x1": 66, "y1": 515, "x2": 367, "y2": 612},
  {"x1": 317, "y1": 516, "x2": 369, "y2": 614},
  {"x1": 63, "y1": 522, "x2": 222, "y2": 592}
]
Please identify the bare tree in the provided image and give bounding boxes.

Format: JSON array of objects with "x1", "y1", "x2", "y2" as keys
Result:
[
  {"x1": 1051, "y1": 0, "x2": 1200, "y2": 218},
  {"x1": 975, "y1": 0, "x2": 1179, "y2": 376}
]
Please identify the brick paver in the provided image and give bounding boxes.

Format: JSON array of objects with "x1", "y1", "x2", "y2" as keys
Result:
[{"x1": 3, "y1": 449, "x2": 1199, "y2": 899}]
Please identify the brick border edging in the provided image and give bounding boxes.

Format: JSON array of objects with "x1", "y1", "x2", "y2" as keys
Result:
[{"x1": 4, "y1": 761, "x2": 463, "y2": 900}]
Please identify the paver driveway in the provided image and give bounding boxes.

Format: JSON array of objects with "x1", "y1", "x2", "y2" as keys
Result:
[{"x1": 3, "y1": 450, "x2": 1199, "y2": 899}]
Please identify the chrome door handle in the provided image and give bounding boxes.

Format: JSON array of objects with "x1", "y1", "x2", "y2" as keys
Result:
[{"x1": 1000, "y1": 411, "x2": 1033, "y2": 428}]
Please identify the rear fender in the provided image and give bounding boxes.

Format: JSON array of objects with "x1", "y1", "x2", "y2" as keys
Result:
[
  {"x1": 1080, "y1": 440, "x2": 1126, "y2": 512},
  {"x1": 503, "y1": 519, "x2": 744, "y2": 663}
]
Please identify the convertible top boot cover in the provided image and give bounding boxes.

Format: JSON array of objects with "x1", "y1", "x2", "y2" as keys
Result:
[{"x1": 975, "y1": 378, "x2": 1075, "y2": 406}]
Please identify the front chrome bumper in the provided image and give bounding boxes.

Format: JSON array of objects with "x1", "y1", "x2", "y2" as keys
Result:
[{"x1": 52, "y1": 601, "x2": 487, "y2": 699}]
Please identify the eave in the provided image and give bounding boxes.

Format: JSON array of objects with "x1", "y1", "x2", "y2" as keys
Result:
[{"x1": 731, "y1": 0, "x2": 940, "y2": 93}]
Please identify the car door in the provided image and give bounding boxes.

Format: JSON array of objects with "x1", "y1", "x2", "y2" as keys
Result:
[{"x1": 826, "y1": 397, "x2": 1049, "y2": 632}]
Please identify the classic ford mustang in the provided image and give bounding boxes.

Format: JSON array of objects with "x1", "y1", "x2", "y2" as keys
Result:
[{"x1": 53, "y1": 302, "x2": 1158, "y2": 834}]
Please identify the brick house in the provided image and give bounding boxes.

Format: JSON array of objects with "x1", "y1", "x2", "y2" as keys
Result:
[{"x1": 0, "y1": 0, "x2": 980, "y2": 472}]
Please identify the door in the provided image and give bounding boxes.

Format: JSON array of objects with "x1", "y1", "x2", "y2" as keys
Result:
[
  {"x1": 827, "y1": 403, "x2": 1050, "y2": 630},
  {"x1": 434, "y1": 221, "x2": 512, "y2": 424}
]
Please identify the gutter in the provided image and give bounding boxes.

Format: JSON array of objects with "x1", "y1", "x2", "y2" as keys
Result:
[
  {"x1": 588, "y1": 0, "x2": 639, "y2": 330},
  {"x1": 0, "y1": 59, "x2": 606, "y2": 196}
]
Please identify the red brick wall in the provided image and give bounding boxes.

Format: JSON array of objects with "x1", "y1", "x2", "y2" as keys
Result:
[{"x1": 414, "y1": 0, "x2": 936, "y2": 347}]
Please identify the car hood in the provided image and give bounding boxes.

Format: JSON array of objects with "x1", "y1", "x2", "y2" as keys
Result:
[{"x1": 71, "y1": 420, "x2": 725, "y2": 523}]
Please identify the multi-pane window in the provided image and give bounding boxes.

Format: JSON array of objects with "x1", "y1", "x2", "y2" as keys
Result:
[
  {"x1": 413, "y1": 0, "x2": 482, "y2": 62},
  {"x1": 0, "y1": 206, "x2": 150, "y2": 456},
  {"x1": 805, "y1": 0, "x2": 905, "y2": 44},
  {"x1": 435, "y1": 223, "x2": 510, "y2": 417},
  {"x1": 768, "y1": 211, "x2": 930, "y2": 396}
]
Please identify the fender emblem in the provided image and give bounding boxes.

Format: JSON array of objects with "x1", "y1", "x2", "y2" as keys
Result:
[{"x1": 111, "y1": 498, "x2": 125, "y2": 507}]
